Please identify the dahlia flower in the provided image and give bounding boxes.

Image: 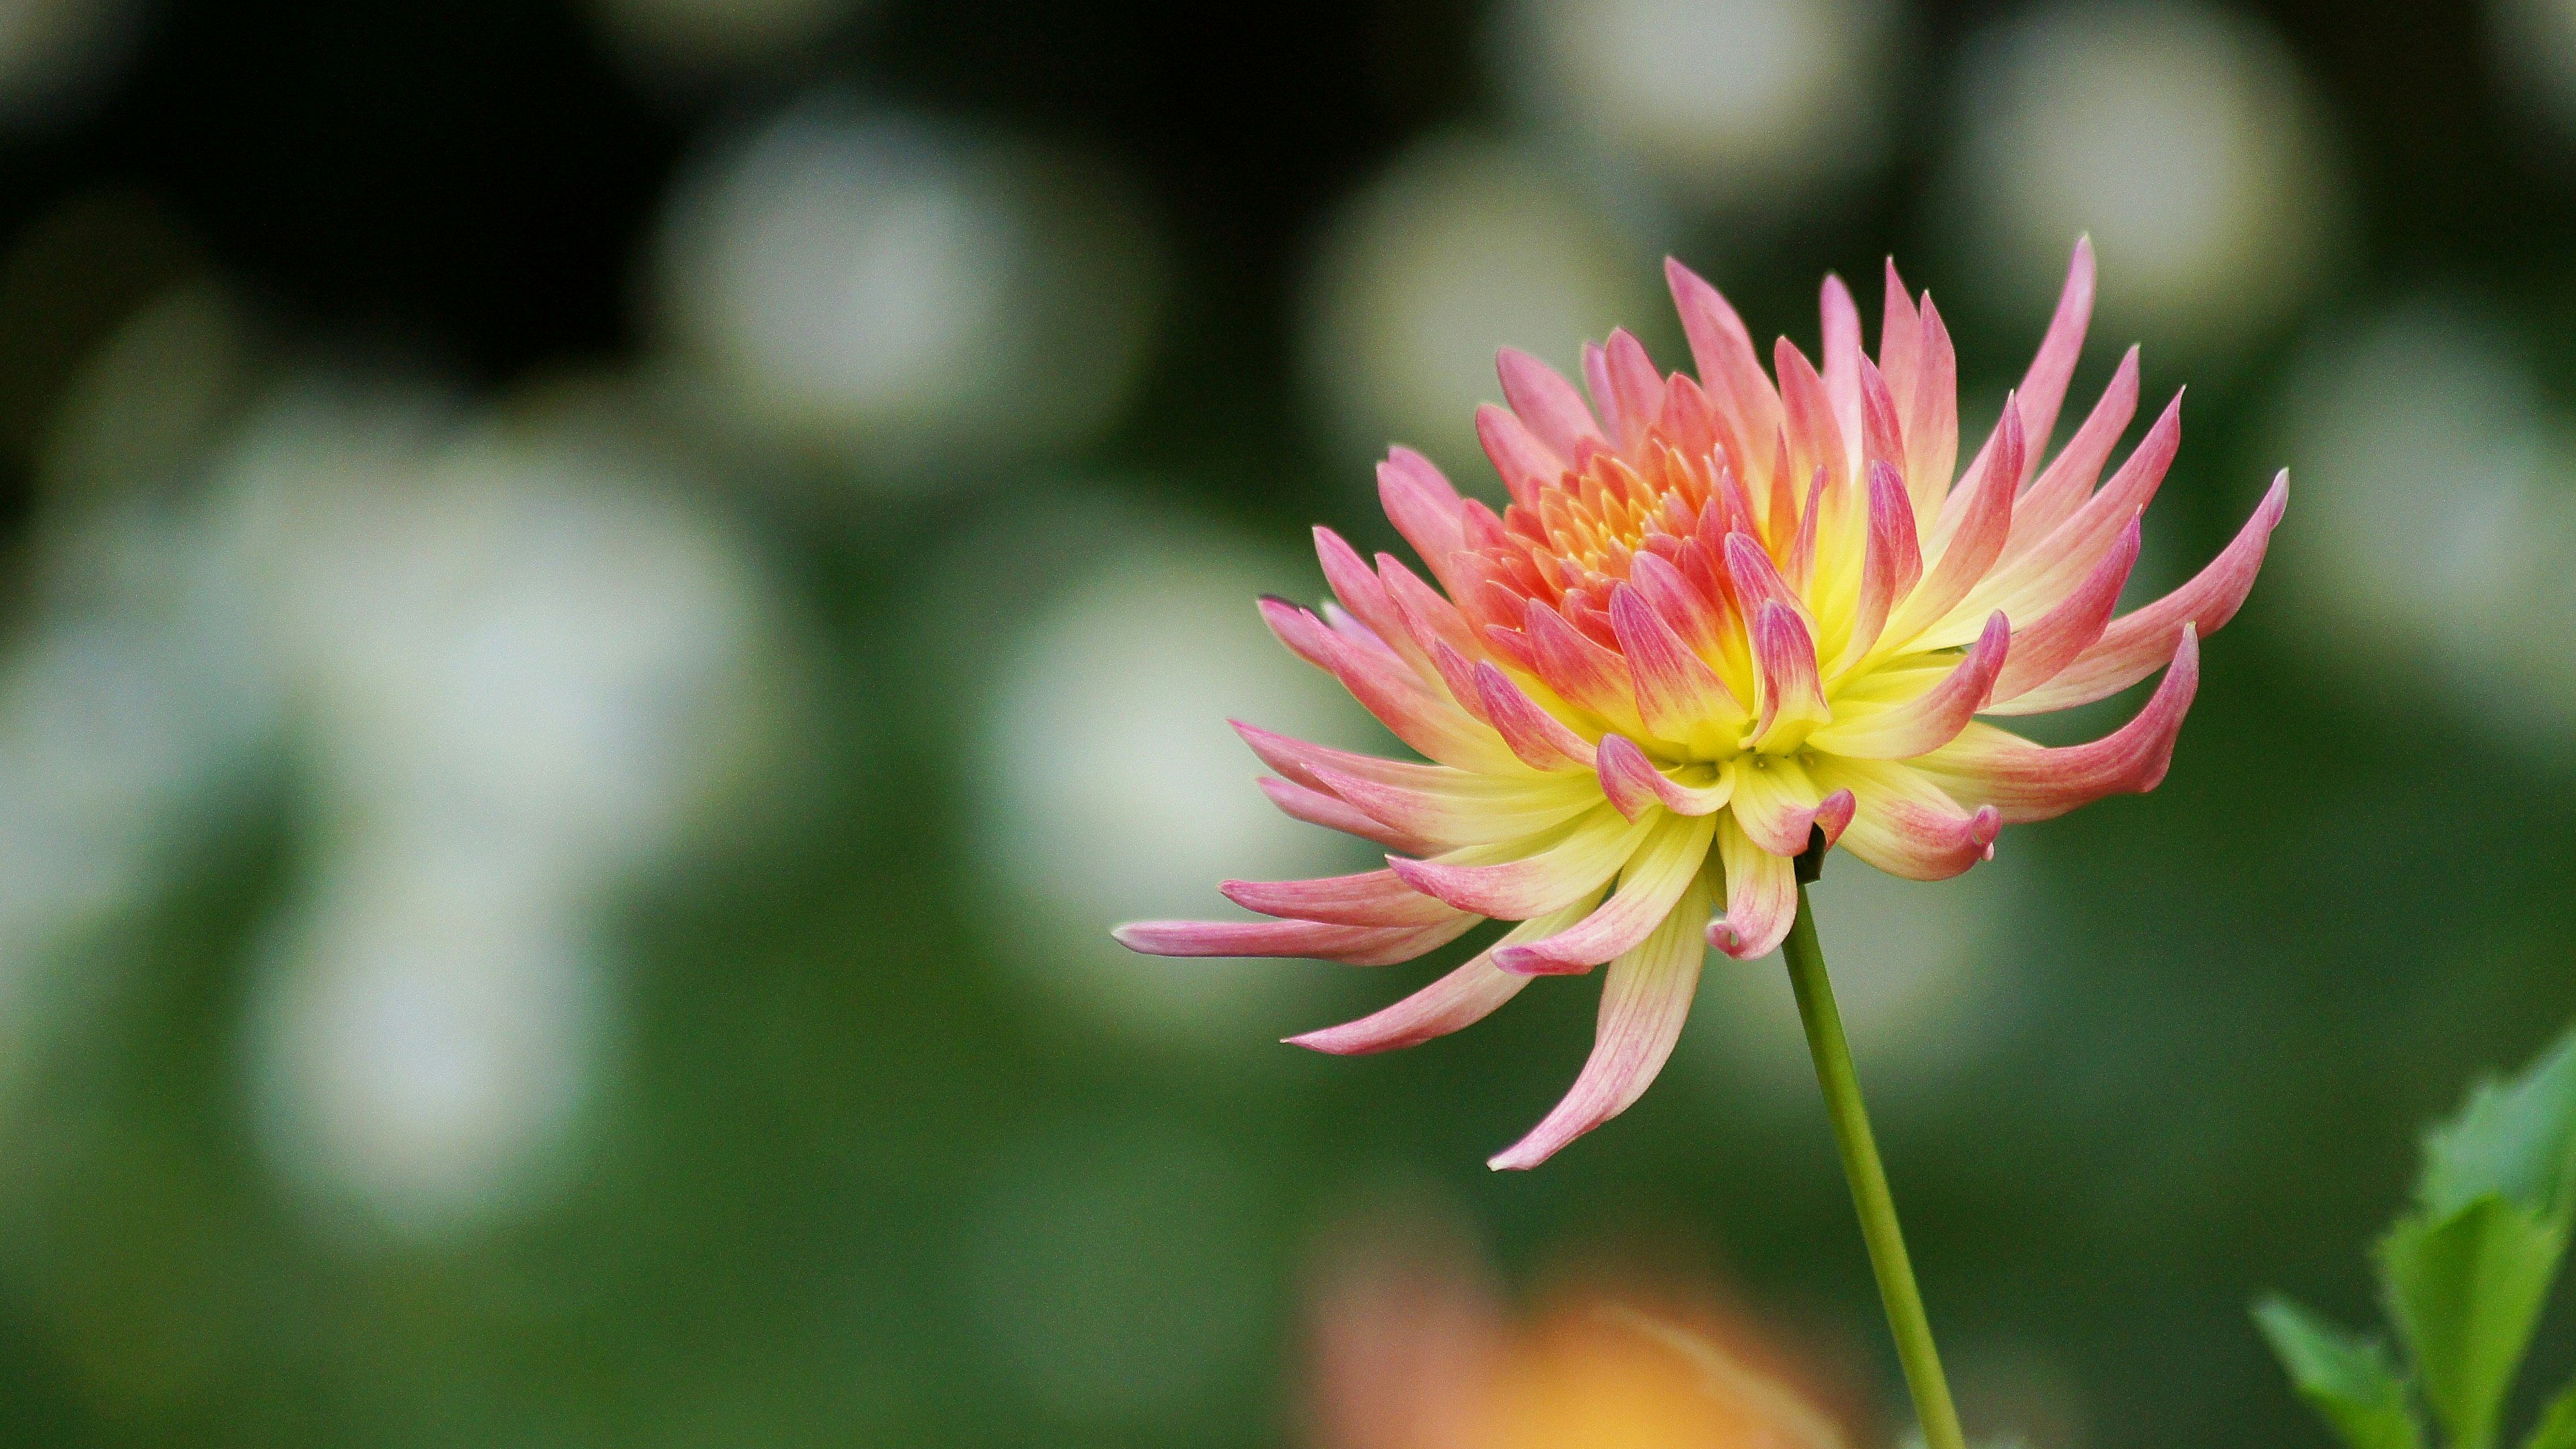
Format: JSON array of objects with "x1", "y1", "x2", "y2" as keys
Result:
[{"x1": 1118, "y1": 241, "x2": 2284, "y2": 1169}]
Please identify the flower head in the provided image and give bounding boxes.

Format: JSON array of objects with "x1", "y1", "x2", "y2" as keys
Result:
[{"x1": 1118, "y1": 241, "x2": 2286, "y2": 1169}]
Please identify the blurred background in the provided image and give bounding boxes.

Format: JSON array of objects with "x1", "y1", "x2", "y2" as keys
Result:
[{"x1": 0, "y1": 0, "x2": 2567, "y2": 1444}]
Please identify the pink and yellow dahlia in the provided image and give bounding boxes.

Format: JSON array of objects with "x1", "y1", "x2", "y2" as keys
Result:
[{"x1": 1117, "y1": 241, "x2": 2285, "y2": 1169}]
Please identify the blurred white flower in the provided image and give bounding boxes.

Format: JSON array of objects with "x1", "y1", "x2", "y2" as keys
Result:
[
  {"x1": 2275, "y1": 298, "x2": 2576, "y2": 751},
  {"x1": 1938, "y1": 0, "x2": 2346, "y2": 350},
  {"x1": 244, "y1": 839, "x2": 609, "y2": 1239},
  {"x1": 1302, "y1": 133, "x2": 1658, "y2": 488},
  {"x1": 1497, "y1": 0, "x2": 1900, "y2": 214},
  {"x1": 651, "y1": 97, "x2": 1165, "y2": 483},
  {"x1": 968, "y1": 503, "x2": 1383, "y2": 1050}
]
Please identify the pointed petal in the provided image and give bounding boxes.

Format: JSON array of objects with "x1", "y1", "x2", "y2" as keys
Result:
[
  {"x1": 1774, "y1": 335, "x2": 1847, "y2": 500},
  {"x1": 1891, "y1": 401, "x2": 2020, "y2": 645},
  {"x1": 1388, "y1": 806, "x2": 1654, "y2": 918},
  {"x1": 1878, "y1": 258, "x2": 1921, "y2": 402},
  {"x1": 1498, "y1": 347, "x2": 1605, "y2": 461},
  {"x1": 1308, "y1": 763, "x2": 1600, "y2": 847},
  {"x1": 1821, "y1": 272, "x2": 1866, "y2": 467},
  {"x1": 1994, "y1": 474, "x2": 2284, "y2": 715},
  {"x1": 1595, "y1": 734, "x2": 1735, "y2": 818},
  {"x1": 1380, "y1": 448, "x2": 1470, "y2": 588},
  {"x1": 1609, "y1": 585, "x2": 1747, "y2": 745},
  {"x1": 1476, "y1": 405, "x2": 1561, "y2": 510},
  {"x1": 1521, "y1": 600, "x2": 1648, "y2": 734},
  {"x1": 1833, "y1": 463, "x2": 1924, "y2": 673},
  {"x1": 1809, "y1": 611, "x2": 2009, "y2": 759},
  {"x1": 1749, "y1": 602, "x2": 1831, "y2": 752},
  {"x1": 1258, "y1": 775, "x2": 1434, "y2": 854},
  {"x1": 2011, "y1": 236, "x2": 2096, "y2": 484},
  {"x1": 1263, "y1": 598, "x2": 1522, "y2": 772},
  {"x1": 1493, "y1": 813, "x2": 1717, "y2": 975},
  {"x1": 1904, "y1": 294, "x2": 1958, "y2": 524},
  {"x1": 1969, "y1": 391, "x2": 2182, "y2": 631},
  {"x1": 1114, "y1": 914, "x2": 1477, "y2": 967},
  {"x1": 1488, "y1": 870, "x2": 1712, "y2": 1169},
  {"x1": 1222, "y1": 868, "x2": 1460, "y2": 926},
  {"x1": 1707, "y1": 813, "x2": 1796, "y2": 959},
  {"x1": 1915, "y1": 628, "x2": 2199, "y2": 822},
  {"x1": 1988, "y1": 517, "x2": 2139, "y2": 706},
  {"x1": 1666, "y1": 258, "x2": 1781, "y2": 458},
  {"x1": 1287, "y1": 896, "x2": 1599, "y2": 1055},
  {"x1": 2002, "y1": 345, "x2": 2139, "y2": 564},
  {"x1": 1805, "y1": 757, "x2": 2001, "y2": 881},
  {"x1": 1626, "y1": 549, "x2": 1729, "y2": 661},
  {"x1": 1599, "y1": 329, "x2": 1667, "y2": 452},
  {"x1": 1473, "y1": 661, "x2": 1598, "y2": 771},
  {"x1": 1317, "y1": 527, "x2": 1436, "y2": 678}
]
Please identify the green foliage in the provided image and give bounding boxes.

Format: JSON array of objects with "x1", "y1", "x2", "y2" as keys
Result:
[
  {"x1": 2260, "y1": 1026, "x2": 2576, "y2": 1449},
  {"x1": 2254, "y1": 1297, "x2": 2425, "y2": 1449},
  {"x1": 2525, "y1": 1385, "x2": 2576, "y2": 1449}
]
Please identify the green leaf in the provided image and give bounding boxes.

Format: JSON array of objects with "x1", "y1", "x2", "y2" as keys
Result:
[
  {"x1": 2378, "y1": 1194, "x2": 2568, "y2": 1449},
  {"x1": 2254, "y1": 1295, "x2": 2425, "y2": 1449},
  {"x1": 2525, "y1": 1382, "x2": 2576, "y2": 1449},
  {"x1": 2422, "y1": 1027, "x2": 2576, "y2": 1225}
]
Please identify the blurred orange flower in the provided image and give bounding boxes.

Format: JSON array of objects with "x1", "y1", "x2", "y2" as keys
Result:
[{"x1": 1303, "y1": 1222, "x2": 1855, "y2": 1449}]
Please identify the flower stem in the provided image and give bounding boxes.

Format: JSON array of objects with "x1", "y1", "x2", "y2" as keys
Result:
[{"x1": 1780, "y1": 875, "x2": 1968, "y2": 1449}]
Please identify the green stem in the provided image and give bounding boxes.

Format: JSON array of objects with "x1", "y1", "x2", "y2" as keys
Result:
[{"x1": 1781, "y1": 875, "x2": 1969, "y2": 1449}]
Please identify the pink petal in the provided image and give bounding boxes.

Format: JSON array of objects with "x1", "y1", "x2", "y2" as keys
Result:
[
  {"x1": 1476, "y1": 404, "x2": 1562, "y2": 509},
  {"x1": 1222, "y1": 868, "x2": 1462, "y2": 927},
  {"x1": 1774, "y1": 335, "x2": 1847, "y2": 502},
  {"x1": 1722, "y1": 530, "x2": 1802, "y2": 621},
  {"x1": 1832, "y1": 464, "x2": 1925, "y2": 673},
  {"x1": 1914, "y1": 627, "x2": 2200, "y2": 822},
  {"x1": 1287, "y1": 896, "x2": 1601, "y2": 1055},
  {"x1": 2009, "y1": 236, "x2": 2096, "y2": 487},
  {"x1": 1521, "y1": 601, "x2": 1648, "y2": 734},
  {"x1": 1594, "y1": 733, "x2": 1735, "y2": 819},
  {"x1": 1387, "y1": 806, "x2": 1654, "y2": 918},
  {"x1": 1707, "y1": 813, "x2": 1796, "y2": 959},
  {"x1": 1878, "y1": 259, "x2": 1922, "y2": 405},
  {"x1": 1904, "y1": 294, "x2": 1959, "y2": 525},
  {"x1": 1491, "y1": 813, "x2": 1717, "y2": 975},
  {"x1": 1821, "y1": 272, "x2": 1866, "y2": 467},
  {"x1": 1232, "y1": 720, "x2": 1459, "y2": 793},
  {"x1": 1858, "y1": 354, "x2": 1907, "y2": 483},
  {"x1": 1994, "y1": 473, "x2": 2285, "y2": 716},
  {"x1": 1379, "y1": 448, "x2": 1470, "y2": 590},
  {"x1": 1807, "y1": 758, "x2": 2002, "y2": 881},
  {"x1": 1307, "y1": 763, "x2": 1598, "y2": 848},
  {"x1": 1988, "y1": 517, "x2": 2139, "y2": 706},
  {"x1": 1497, "y1": 347, "x2": 1604, "y2": 462},
  {"x1": 1665, "y1": 258, "x2": 1782, "y2": 462},
  {"x1": 1893, "y1": 400, "x2": 2021, "y2": 644},
  {"x1": 1258, "y1": 775, "x2": 1434, "y2": 854},
  {"x1": 1378, "y1": 553, "x2": 1481, "y2": 660},
  {"x1": 1472, "y1": 661, "x2": 1598, "y2": 771},
  {"x1": 1808, "y1": 610, "x2": 2009, "y2": 759},
  {"x1": 1748, "y1": 602, "x2": 1831, "y2": 752},
  {"x1": 2001, "y1": 345, "x2": 2139, "y2": 564},
  {"x1": 1317, "y1": 527, "x2": 1435, "y2": 678},
  {"x1": 1626, "y1": 549, "x2": 1730, "y2": 663},
  {"x1": 1489, "y1": 873, "x2": 1713, "y2": 1169},
  {"x1": 1608, "y1": 586, "x2": 1747, "y2": 745},
  {"x1": 1114, "y1": 914, "x2": 1477, "y2": 967},
  {"x1": 1262, "y1": 598, "x2": 1520, "y2": 773},
  {"x1": 1974, "y1": 391, "x2": 2182, "y2": 628},
  {"x1": 1600, "y1": 329, "x2": 1667, "y2": 453}
]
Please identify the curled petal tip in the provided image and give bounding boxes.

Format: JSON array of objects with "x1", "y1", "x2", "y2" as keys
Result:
[
  {"x1": 1703, "y1": 917, "x2": 1739, "y2": 951},
  {"x1": 1970, "y1": 804, "x2": 2002, "y2": 847},
  {"x1": 1815, "y1": 789, "x2": 1857, "y2": 845}
]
